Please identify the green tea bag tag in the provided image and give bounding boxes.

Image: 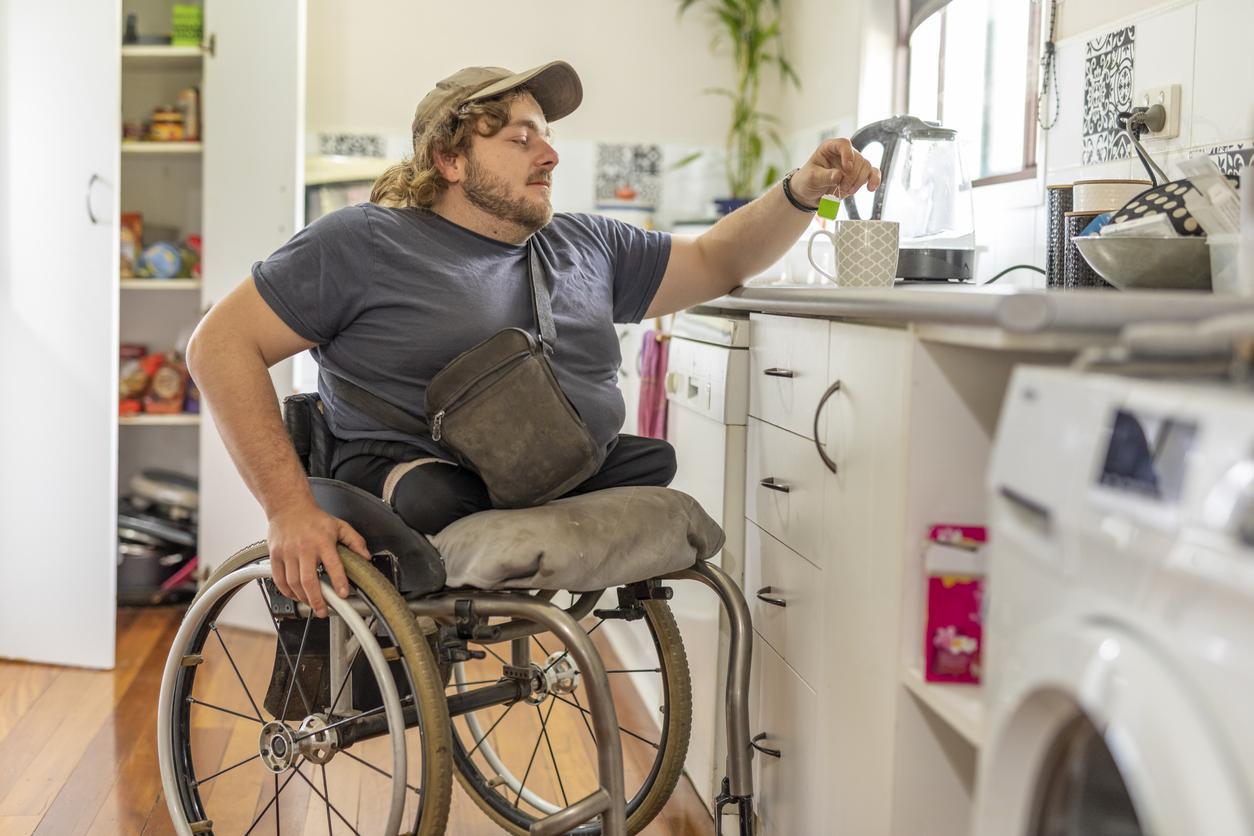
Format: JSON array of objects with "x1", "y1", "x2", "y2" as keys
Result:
[{"x1": 817, "y1": 195, "x2": 841, "y2": 221}]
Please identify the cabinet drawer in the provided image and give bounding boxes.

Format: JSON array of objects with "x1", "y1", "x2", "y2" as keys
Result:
[
  {"x1": 745, "y1": 417, "x2": 827, "y2": 567},
  {"x1": 748, "y1": 314, "x2": 829, "y2": 440},
  {"x1": 752, "y1": 633, "x2": 821, "y2": 836},
  {"x1": 744, "y1": 522, "x2": 821, "y2": 688}
]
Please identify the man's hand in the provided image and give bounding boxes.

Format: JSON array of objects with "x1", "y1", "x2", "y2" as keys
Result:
[
  {"x1": 267, "y1": 503, "x2": 370, "y2": 618},
  {"x1": 791, "y1": 138, "x2": 882, "y2": 206}
]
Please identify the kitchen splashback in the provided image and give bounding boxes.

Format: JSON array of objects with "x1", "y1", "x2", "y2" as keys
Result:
[{"x1": 973, "y1": 0, "x2": 1254, "y2": 286}]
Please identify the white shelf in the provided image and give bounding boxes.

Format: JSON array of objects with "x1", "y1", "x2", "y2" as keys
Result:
[
  {"x1": 121, "y1": 45, "x2": 206, "y2": 61},
  {"x1": 902, "y1": 667, "x2": 984, "y2": 748},
  {"x1": 120, "y1": 278, "x2": 201, "y2": 291},
  {"x1": 122, "y1": 141, "x2": 202, "y2": 155},
  {"x1": 119, "y1": 414, "x2": 201, "y2": 427}
]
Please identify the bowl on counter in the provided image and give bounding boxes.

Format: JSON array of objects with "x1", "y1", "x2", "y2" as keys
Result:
[{"x1": 1072, "y1": 236, "x2": 1212, "y2": 291}]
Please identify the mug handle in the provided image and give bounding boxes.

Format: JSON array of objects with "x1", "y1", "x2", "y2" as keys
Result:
[{"x1": 806, "y1": 229, "x2": 838, "y2": 283}]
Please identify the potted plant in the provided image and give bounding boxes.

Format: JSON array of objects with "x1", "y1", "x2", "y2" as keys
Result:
[{"x1": 676, "y1": 0, "x2": 800, "y2": 213}]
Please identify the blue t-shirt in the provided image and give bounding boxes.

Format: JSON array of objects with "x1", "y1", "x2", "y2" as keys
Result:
[{"x1": 252, "y1": 204, "x2": 671, "y2": 458}]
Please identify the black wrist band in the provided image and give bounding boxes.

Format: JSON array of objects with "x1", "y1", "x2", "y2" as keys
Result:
[{"x1": 781, "y1": 168, "x2": 819, "y2": 213}]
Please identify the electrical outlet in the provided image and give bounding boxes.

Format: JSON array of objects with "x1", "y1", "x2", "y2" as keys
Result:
[{"x1": 1136, "y1": 84, "x2": 1182, "y2": 141}]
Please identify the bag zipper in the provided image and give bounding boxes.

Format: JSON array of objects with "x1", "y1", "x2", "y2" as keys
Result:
[{"x1": 430, "y1": 348, "x2": 533, "y2": 441}]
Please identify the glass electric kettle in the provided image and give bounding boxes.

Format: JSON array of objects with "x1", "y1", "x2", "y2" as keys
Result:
[{"x1": 846, "y1": 115, "x2": 975, "y2": 281}]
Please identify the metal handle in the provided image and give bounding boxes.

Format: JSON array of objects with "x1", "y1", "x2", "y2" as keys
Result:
[
  {"x1": 813, "y1": 380, "x2": 842, "y2": 474},
  {"x1": 759, "y1": 477, "x2": 790, "y2": 494},
  {"x1": 750, "y1": 732, "x2": 781, "y2": 759},
  {"x1": 86, "y1": 173, "x2": 103, "y2": 224},
  {"x1": 755, "y1": 587, "x2": 786, "y2": 608},
  {"x1": 763, "y1": 368, "x2": 794, "y2": 378}
]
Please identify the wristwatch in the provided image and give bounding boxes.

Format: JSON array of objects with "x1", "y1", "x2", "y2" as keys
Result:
[{"x1": 781, "y1": 168, "x2": 819, "y2": 213}]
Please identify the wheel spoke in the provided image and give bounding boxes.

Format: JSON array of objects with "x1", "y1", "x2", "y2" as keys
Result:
[
  {"x1": 538, "y1": 704, "x2": 570, "y2": 808},
  {"x1": 187, "y1": 696, "x2": 265, "y2": 725},
  {"x1": 321, "y1": 764, "x2": 334, "y2": 836},
  {"x1": 212, "y1": 623, "x2": 264, "y2": 721},
  {"x1": 280, "y1": 612, "x2": 313, "y2": 720},
  {"x1": 339, "y1": 749, "x2": 424, "y2": 794},
  {"x1": 482, "y1": 643, "x2": 510, "y2": 667},
  {"x1": 605, "y1": 668, "x2": 662, "y2": 674},
  {"x1": 569, "y1": 690, "x2": 598, "y2": 744},
  {"x1": 274, "y1": 773, "x2": 280, "y2": 835},
  {"x1": 191, "y1": 751, "x2": 262, "y2": 788},
  {"x1": 551, "y1": 694, "x2": 659, "y2": 749},
  {"x1": 513, "y1": 700, "x2": 553, "y2": 809},
  {"x1": 543, "y1": 618, "x2": 605, "y2": 674},
  {"x1": 467, "y1": 701, "x2": 516, "y2": 760},
  {"x1": 445, "y1": 678, "x2": 502, "y2": 690},
  {"x1": 292, "y1": 763, "x2": 363, "y2": 836},
  {"x1": 532, "y1": 635, "x2": 552, "y2": 658},
  {"x1": 241, "y1": 767, "x2": 301, "y2": 836}
]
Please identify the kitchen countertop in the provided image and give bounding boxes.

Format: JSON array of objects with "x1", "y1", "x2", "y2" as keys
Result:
[{"x1": 690, "y1": 283, "x2": 1254, "y2": 350}]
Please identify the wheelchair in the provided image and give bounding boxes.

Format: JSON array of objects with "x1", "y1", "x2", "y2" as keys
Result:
[{"x1": 156, "y1": 394, "x2": 759, "y2": 835}]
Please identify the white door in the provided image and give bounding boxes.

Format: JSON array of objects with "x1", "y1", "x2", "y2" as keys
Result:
[
  {"x1": 199, "y1": 0, "x2": 304, "y2": 628},
  {"x1": 0, "y1": 0, "x2": 121, "y2": 667}
]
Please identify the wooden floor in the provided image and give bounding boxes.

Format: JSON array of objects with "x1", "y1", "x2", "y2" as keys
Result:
[{"x1": 0, "y1": 607, "x2": 715, "y2": 835}]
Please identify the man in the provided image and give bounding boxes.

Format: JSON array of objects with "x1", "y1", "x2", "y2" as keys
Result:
[{"x1": 187, "y1": 60, "x2": 879, "y2": 618}]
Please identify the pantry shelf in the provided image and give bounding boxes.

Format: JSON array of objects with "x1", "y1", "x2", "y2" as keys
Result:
[
  {"x1": 119, "y1": 414, "x2": 200, "y2": 427},
  {"x1": 902, "y1": 667, "x2": 984, "y2": 747},
  {"x1": 120, "y1": 279, "x2": 201, "y2": 291},
  {"x1": 122, "y1": 141, "x2": 202, "y2": 155},
  {"x1": 121, "y1": 45, "x2": 206, "y2": 62}
]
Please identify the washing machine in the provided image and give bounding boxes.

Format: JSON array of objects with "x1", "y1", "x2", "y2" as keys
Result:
[{"x1": 974, "y1": 365, "x2": 1254, "y2": 836}]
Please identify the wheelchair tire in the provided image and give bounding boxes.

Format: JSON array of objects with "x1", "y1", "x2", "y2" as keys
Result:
[
  {"x1": 451, "y1": 599, "x2": 692, "y2": 835},
  {"x1": 159, "y1": 543, "x2": 453, "y2": 835}
]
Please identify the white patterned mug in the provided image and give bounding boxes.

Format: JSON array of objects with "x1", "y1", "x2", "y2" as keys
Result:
[{"x1": 807, "y1": 220, "x2": 900, "y2": 287}]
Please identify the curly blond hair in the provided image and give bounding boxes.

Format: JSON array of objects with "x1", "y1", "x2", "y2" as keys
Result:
[{"x1": 370, "y1": 88, "x2": 529, "y2": 209}]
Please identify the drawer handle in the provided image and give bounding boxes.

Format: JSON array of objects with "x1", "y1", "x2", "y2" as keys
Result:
[
  {"x1": 759, "y1": 477, "x2": 790, "y2": 494},
  {"x1": 763, "y1": 367, "x2": 795, "y2": 378},
  {"x1": 813, "y1": 379, "x2": 842, "y2": 474},
  {"x1": 751, "y1": 732, "x2": 782, "y2": 759},
  {"x1": 756, "y1": 586, "x2": 787, "y2": 608}
]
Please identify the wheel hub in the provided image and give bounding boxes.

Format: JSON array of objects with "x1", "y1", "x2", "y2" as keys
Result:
[
  {"x1": 542, "y1": 651, "x2": 581, "y2": 696},
  {"x1": 259, "y1": 715, "x2": 339, "y2": 771},
  {"x1": 259, "y1": 721, "x2": 297, "y2": 773}
]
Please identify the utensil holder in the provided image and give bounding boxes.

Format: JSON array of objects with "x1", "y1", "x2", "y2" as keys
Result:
[
  {"x1": 1063, "y1": 211, "x2": 1115, "y2": 290},
  {"x1": 1046, "y1": 185, "x2": 1073, "y2": 288}
]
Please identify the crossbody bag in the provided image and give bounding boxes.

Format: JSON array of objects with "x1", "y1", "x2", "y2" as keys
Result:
[{"x1": 325, "y1": 239, "x2": 604, "y2": 509}]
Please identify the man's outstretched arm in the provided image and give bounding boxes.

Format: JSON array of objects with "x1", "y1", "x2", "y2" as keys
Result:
[{"x1": 645, "y1": 138, "x2": 881, "y2": 318}]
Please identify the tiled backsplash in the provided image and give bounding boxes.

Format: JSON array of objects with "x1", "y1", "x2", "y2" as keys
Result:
[{"x1": 976, "y1": 0, "x2": 1254, "y2": 286}]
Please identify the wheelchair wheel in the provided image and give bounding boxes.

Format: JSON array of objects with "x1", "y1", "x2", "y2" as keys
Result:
[
  {"x1": 157, "y1": 543, "x2": 452, "y2": 835},
  {"x1": 450, "y1": 598, "x2": 691, "y2": 835}
]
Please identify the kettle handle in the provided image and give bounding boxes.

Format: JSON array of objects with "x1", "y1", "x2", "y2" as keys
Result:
[{"x1": 846, "y1": 119, "x2": 899, "y2": 220}]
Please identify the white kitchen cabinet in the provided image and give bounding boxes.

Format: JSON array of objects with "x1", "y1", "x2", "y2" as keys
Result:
[
  {"x1": 736, "y1": 314, "x2": 1059, "y2": 835},
  {"x1": 0, "y1": 0, "x2": 122, "y2": 668}
]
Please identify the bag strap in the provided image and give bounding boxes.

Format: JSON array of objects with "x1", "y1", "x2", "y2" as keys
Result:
[
  {"x1": 325, "y1": 239, "x2": 556, "y2": 434},
  {"x1": 527, "y1": 239, "x2": 557, "y2": 353},
  {"x1": 324, "y1": 369, "x2": 430, "y2": 436}
]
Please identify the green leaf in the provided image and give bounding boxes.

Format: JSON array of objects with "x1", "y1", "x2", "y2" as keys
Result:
[
  {"x1": 670, "y1": 150, "x2": 704, "y2": 169},
  {"x1": 762, "y1": 164, "x2": 780, "y2": 188}
]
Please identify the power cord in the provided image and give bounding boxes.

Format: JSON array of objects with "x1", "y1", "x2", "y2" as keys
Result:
[{"x1": 984, "y1": 264, "x2": 1046, "y2": 284}]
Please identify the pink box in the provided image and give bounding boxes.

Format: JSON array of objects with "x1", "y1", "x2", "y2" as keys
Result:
[{"x1": 923, "y1": 526, "x2": 986, "y2": 684}]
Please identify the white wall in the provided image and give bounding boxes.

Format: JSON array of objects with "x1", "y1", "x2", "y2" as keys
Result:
[
  {"x1": 306, "y1": 0, "x2": 739, "y2": 146},
  {"x1": 974, "y1": 0, "x2": 1254, "y2": 285}
]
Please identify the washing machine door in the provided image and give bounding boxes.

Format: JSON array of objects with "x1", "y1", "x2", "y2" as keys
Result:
[{"x1": 973, "y1": 621, "x2": 1252, "y2": 836}]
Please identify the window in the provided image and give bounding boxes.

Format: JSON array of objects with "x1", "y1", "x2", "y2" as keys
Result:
[{"x1": 906, "y1": 0, "x2": 1041, "y2": 186}]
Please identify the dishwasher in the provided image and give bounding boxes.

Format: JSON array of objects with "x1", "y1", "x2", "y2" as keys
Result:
[{"x1": 602, "y1": 309, "x2": 748, "y2": 812}]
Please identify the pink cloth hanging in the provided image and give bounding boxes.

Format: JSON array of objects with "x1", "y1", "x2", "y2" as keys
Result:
[{"x1": 636, "y1": 330, "x2": 669, "y2": 440}]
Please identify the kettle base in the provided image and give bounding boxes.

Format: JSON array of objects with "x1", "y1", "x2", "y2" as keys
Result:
[{"x1": 898, "y1": 247, "x2": 973, "y2": 281}]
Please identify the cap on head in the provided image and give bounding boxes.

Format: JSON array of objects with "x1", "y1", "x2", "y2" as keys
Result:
[{"x1": 411, "y1": 60, "x2": 582, "y2": 147}]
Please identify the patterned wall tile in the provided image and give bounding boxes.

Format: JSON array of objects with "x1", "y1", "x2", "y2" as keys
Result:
[
  {"x1": 1203, "y1": 141, "x2": 1254, "y2": 178},
  {"x1": 1082, "y1": 26, "x2": 1135, "y2": 166},
  {"x1": 595, "y1": 143, "x2": 663, "y2": 207},
  {"x1": 319, "y1": 132, "x2": 387, "y2": 157}
]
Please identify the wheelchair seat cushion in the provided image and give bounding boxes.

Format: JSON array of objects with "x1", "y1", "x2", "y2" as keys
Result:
[{"x1": 432, "y1": 486, "x2": 724, "y2": 591}]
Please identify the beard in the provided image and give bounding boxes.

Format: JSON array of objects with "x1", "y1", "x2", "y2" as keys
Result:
[{"x1": 462, "y1": 155, "x2": 553, "y2": 233}]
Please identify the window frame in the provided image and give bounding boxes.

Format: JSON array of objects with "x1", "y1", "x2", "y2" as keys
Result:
[{"x1": 903, "y1": 0, "x2": 1043, "y2": 188}]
